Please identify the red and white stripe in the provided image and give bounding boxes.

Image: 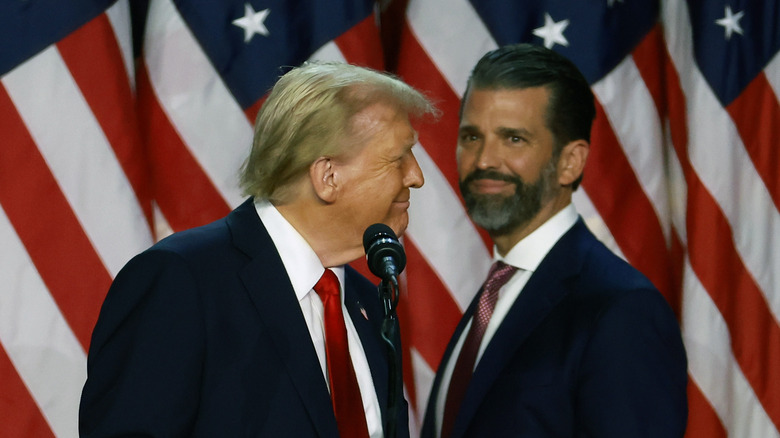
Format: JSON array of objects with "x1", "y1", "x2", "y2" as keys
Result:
[
  {"x1": 662, "y1": 1, "x2": 780, "y2": 436},
  {"x1": 0, "y1": 1, "x2": 150, "y2": 436}
]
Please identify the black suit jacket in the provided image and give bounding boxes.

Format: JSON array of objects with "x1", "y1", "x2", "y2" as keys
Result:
[
  {"x1": 80, "y1": 199, "x2": 408, "y2": 437},
  {"x1": 421, "y1": 219, "x2": 688, "y2": 437}
]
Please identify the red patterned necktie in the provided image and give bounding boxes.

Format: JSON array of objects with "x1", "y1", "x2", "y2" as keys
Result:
[
  {"x1": 441, "y1": 261, "x2": 518, "y2": 438},
  {"x1": 314, "y1": 269, "x2": 369, "y2": 438}
]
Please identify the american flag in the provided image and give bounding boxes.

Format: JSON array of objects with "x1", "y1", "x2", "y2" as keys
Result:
[
  {"x1": 1, "y1": 0, "x2": 777, "y2": 437},
  {"x1": 395, "y1": 0, "x2": 780, "y2": 436},
  {"x1": 1, "y1": 1, "x2": 150, "y2": 436}
]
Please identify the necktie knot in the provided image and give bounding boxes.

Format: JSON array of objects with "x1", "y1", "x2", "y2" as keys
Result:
[
  {"x1": 314, "y1": 269, "x2": 340, "y2": 300},
  {"x1": 484, "y1": 261, "x2": 518, "y2": 296},
  {"x1": 471, "y1": 261, "x2": 517, "y2": 341}
]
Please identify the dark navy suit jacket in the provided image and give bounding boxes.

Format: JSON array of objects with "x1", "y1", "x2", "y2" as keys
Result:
[
  {"x1": 421, "y1": 219, "x2": 688, "y2": 437},
  {"x1": 80, "y1": 199, "x2": 408, "y2": 437}
]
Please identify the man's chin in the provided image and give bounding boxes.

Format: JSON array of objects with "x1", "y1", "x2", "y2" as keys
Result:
[
  {"x1": 388, "y1": 214, "x2": 409, "y2": 238},
  {"x1": 390, "y1": 220, "x2": 409, "y2": 238},
  {"x1": 465, "y1": 193, "x2": 512, "y2": 212},
  {"x1": 465, "y1": 196, "x2": 521, "y2": 232}
]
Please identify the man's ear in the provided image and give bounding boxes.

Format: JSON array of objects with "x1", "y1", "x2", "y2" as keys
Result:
[
  {"x1": 557, "y1": 139, "x2": 589, "y2": 186},
  {"x1": 310, "y1": 157, "x2": 338, "y2": 203}
]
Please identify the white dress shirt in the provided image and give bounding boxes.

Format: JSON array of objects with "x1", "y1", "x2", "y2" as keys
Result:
[
  {"x1": 255, "y1": 200, "x2": 383, "y2": 437},
  {"x1": 435, "y1": 203, "x2": 579, "y2": 436}
]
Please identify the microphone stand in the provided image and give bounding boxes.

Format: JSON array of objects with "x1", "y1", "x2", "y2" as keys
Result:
[{"x1": 379, "y1": 275, "x2": 401, "y2": 438}]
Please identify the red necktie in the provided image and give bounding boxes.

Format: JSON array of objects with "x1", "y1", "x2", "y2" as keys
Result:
[
  {"x1": 441, "y1": 261, "x2": 518, "y2": 438},
  {"x1": 314, "y1": 269, "x2": 370, "y2": 438}
]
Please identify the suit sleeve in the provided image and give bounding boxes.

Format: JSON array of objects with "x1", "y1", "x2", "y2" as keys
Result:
[
  {"x1": 576, "y1": 287, "x2": 688, "y2": 437},
  {"x1": 79, "y1": 250, "x2": 206, "y2": 437}
]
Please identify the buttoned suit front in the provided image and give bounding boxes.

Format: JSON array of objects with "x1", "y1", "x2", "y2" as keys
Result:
[
  {"x1": 421, "y1": 219, "x2": 688, "y2": 438},
  {"x1": 80, "y1": 199, "x2": 408, "y2": 437}
]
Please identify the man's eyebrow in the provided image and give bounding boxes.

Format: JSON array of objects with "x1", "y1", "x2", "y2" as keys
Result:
[
  {"x1": 496, "y1": 126, "x2": 532, "y2": 138},
  {"x1": 458, "y1": 124, "x2": 480, "y2": 133}
]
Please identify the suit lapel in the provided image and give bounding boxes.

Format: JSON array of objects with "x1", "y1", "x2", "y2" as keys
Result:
[
  {"x1": 343, "y1": 269, "x2": 390, "y2": 421},
  {"x1": 450, "y1": 220, "x2": 594, "y2": 438},
  {"x1": 228, "y1": 200, "x2": 339, "y2": 437}
]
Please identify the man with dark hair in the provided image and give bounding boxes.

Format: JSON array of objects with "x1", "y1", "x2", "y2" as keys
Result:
[
  {"x1": 422, "y1": 43, "x2": 687, "y2": 437},
  {"x1": 80, "y1": 62, "x2": 436, "y2": 437}
]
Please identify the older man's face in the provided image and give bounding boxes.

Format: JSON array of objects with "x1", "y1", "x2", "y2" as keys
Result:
[{"x1": 331, "y1": 101, "x2": 424, "y2": 245}]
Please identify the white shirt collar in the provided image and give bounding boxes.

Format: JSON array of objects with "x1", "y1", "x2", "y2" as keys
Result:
[
  {"x1": 498, "y1": 203, "x2": 578, "y2": 272},
  {"x1": 254, "y1": 199, "x2": 345, "y2": 301}
]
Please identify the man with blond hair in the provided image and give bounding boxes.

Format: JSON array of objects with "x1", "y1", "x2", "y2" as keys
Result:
[{"x1": 80, "y1": 62, "x2": 436, "y2": 437}]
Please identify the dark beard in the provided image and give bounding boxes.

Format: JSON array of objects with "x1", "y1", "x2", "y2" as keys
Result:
[{"x1": 459, "y1": 161, "x2": 557, "y2": 235}]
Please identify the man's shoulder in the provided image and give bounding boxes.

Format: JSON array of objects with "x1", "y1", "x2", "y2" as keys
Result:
[
  {"x1": 149, "y1": 199, "x2": 260, "y2": 258},
  {"x1": 151, "y1": 217, "x2": 231, "y2": 257},
  {"x1": 562, "y1": 220, "x2": 657, "y2": 293}
]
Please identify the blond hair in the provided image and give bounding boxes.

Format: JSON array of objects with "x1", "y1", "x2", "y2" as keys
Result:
[{"x1": 239, "y1": 62, "x2": 437, "y2": 203}]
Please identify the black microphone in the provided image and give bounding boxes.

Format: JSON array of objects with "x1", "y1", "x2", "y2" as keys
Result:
[
  {"x1": 363, "y1": 223, "x2": 406, "y2": 280},
  {"x1": 363, "y1": 224, "x2": 405, "y2": 438}
]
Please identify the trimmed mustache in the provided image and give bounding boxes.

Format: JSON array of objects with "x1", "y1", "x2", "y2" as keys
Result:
[{"x1": 462, "y1": 169, "x2": 523, "y2": 186}]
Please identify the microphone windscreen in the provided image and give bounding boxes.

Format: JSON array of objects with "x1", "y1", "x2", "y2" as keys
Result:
[
  {"x1": 363, "y1": 223, "x2": 406, "y2": 278},
  {"x1": 363, "y1": 223, "x2": 397, "y2": 252}
]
